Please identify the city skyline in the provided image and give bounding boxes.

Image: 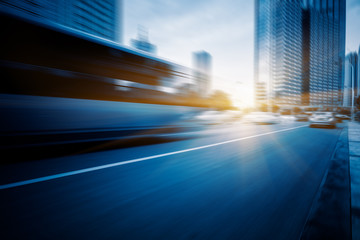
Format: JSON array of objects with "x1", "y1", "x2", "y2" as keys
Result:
[
  {"x1": 0, "y1": 0, "x2": 358, "y2": 107},
  {"x1": 124, "y1": 0, "x2": 360, "y2": 107}
]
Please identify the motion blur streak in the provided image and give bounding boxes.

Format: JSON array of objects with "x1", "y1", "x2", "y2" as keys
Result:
[{"x1": 0, "y1": 125, "x2": 306, "y2": 190}]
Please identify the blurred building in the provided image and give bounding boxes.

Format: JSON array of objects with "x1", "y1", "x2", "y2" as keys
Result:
[
  {"x1": 130, "y1": 26, "x2": 157, "y2": 54},
  {"x1": 254, "y1": 0, "x2": 346, "y2": 107},
  {"x1": 254, "y1": 81, "x2": 268, "y2": 105},
  {"x1": 343, "y1": 51, "x2": 359, "y2": 107},
  {"x1": 273, "y1": 0, "x2": 304, "y2": 106},
  {"x1": 254, "y1": 0, "x2": 303, "y2": 106},
  {"x1": 254, "y1": 0, "x2": 304, "y2": 106},
  {"x1": 357, "y1": 46, "x2": 360, "y2": 102},
  {"x1": 254, "y1": 0, "x2": 272, "y2": 106},
  {"x1": 302, "y1": 0, "x2": 346, "y2": 106},
  {"x1": 192, "y1": 51, "x2": 212, "y2": 98},
  {"x1": 0, "y1": 0, "x2": 122, "y2": 43}
]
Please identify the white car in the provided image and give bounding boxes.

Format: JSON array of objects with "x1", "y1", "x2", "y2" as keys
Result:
[
  {"x1": 309, "y1": 112, "x2": 336, "y2": 128},
  {"x1": 243, "y1": 112, "x2": 280, "y2": 124},
  {"x1": 192, "y1": 110, "x2": 240, "y2": 125},
  {"x1": 334, "y1": 113, "x2": 351, "y2": 120}
]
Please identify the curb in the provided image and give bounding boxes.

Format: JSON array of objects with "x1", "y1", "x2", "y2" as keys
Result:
[
  {"x1": 300, "y1": 126, "x2": 351, "y2": 239},
  {"x1": 348, "y1": 122, "x2": 360, "y2": 240}
]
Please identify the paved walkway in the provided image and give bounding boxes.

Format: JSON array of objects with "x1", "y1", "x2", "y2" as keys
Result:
[{"x1": 348, "y1": 122, "x2": 360, "y2": 240}]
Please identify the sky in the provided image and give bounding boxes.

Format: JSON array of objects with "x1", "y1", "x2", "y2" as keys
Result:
[
  {"x1": 346, "y1": 0, "x2": 360, "y2": 53},
  {"x1": 123, "y1": 0, "x2": 360, "y2": 107}
]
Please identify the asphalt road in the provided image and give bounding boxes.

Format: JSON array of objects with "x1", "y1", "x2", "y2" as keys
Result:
[{"x1": 0, "y1": 121, "x2": 344, "y2": 240}]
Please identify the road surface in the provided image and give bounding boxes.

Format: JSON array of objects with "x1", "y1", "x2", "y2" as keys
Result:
[{"x1": 0, "y1": 121, "x2": 344, "y2": 239}]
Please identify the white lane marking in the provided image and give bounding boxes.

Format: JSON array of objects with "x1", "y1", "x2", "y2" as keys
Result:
[{"x1": 0, "y1": 125, "x2": 307, "y2": 190}]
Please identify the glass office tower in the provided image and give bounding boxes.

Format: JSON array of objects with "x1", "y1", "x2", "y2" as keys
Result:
[
  {"x1": 254, "y1": 0, "x2": 346, "y2": 107},
  {"x1": 192, "y1": 51, "x2": 212, "y2": 98},
  {"x1": 0, "y1": 0, "x2": 122, "y2": 43},
  {"x1": 254, "y1": 0, "x2": 272, "y2": 105},
  {"x1": 343, "y1": 52, "x2": 358, "y2": 107},
  {"x1": 272, "y1": 0, "x2": 304, "y2": 105},
  {"x1": 358, "y1": 46, "x2": 360, "y2": 99},
  {"x1": 255, "y1": 0, "x2": 304, "y2": 106},
  {"x1": 302, "y1": 0, "x2": 346, "y2": 106}
]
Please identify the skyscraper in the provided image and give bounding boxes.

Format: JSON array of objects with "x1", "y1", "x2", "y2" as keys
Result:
[
  {"x1": 130, "y1": 26, "x2": 157, "y2": 54},
  {"x1": 357, "y1": 46, "x2": 360, "y2": 100},
  {"x1": 343, "y1": 50, "x2": 359, "y2": 107},
  {"x1": 272, "y1": 0, "x2": 304, "y2": 105},
  {"x1": 254, "y1": 0, "x2": 346, "y2": 107},
  {"x1": 193, "y1": 51, "x2": 212, "y2": 97},
  {"x1": 302, "y1": 0, "x2": 346, "y2": 106},
  {"x1": 343, "y1": 52, "x2": 358, "y2": 107},
  {"x1": 255, "y1": 0, "x2": 304, "y2": 106},
  {"x1": 254, "y1": 0, "x2": 272, "y2": 105},
  {"x1": 0, "y1": 0, "x2": 122, "y2": 43}
]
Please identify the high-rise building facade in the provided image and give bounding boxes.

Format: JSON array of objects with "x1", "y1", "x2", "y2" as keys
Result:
[
  {"x1": 254, "y1": 81, "x2": 268, "y2": 104},
  {"x1": 0, "y1": 0, "x2": 122, "y2": 43},
  {"x1": 193, "y1": 51, "x2": 212, "y2": 97},
  {"x1": 357, "y1": 46, "x2": 360, "y2": 100},
  {"x1": 302, "y1": 0, "x2": 346, "y2": 106},
  {"x1": 254, "y1": 0, "x2": 272, "y2": 105},
  {"x1": 272, "y1": 0, "x2": 304, "y2": 105},
  {"x1": 255, "y1": 0, "x2": 304, "y2": 106},
  {"x1": 254, "y1": 0, "x2": 346, "y2": 107},
  {"x1": 130, "y1": 26, "x2": 157, "y2": 54},
  {"x1": 343, "y1": 51, "x2": 359, "y2": 107}
]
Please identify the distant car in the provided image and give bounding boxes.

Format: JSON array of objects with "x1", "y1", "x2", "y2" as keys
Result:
[
  {"x1": 334, "y1": 113, "x2": 350, "y2": 123},
  {"x1": 334, "y1": 113, "x2": 351, "y2": 120},
  {"x1": 243, "y1": 112, "x2": 280, "y2": 124},
  {"x1": 309, "y1": 112, "x2": 337, "y2": 128},
  {"x1": 192, "y1": 110, "x2": 241, "y2": 125},
  {"x1": 222, "y1": 110, "x2": 243, "y2": 121},
  {"x1": 304, "y1": 107, "x2": 319, "y2": 116},
  {"x1": 294, "y1": 114, "x2": 308, "y2": 121}
]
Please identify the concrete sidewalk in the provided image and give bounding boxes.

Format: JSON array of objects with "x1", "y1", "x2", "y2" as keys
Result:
[{"x1": 348, "y1": 122, "x2": 360, "y2": 240}]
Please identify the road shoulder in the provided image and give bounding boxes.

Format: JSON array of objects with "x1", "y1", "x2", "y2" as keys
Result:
[
  {"x1": 300, "y1": 126, "x2": 351, "y2": 240},
  {"x1": 349, "y1": 122, "x2": 360, "y2": 240}
]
